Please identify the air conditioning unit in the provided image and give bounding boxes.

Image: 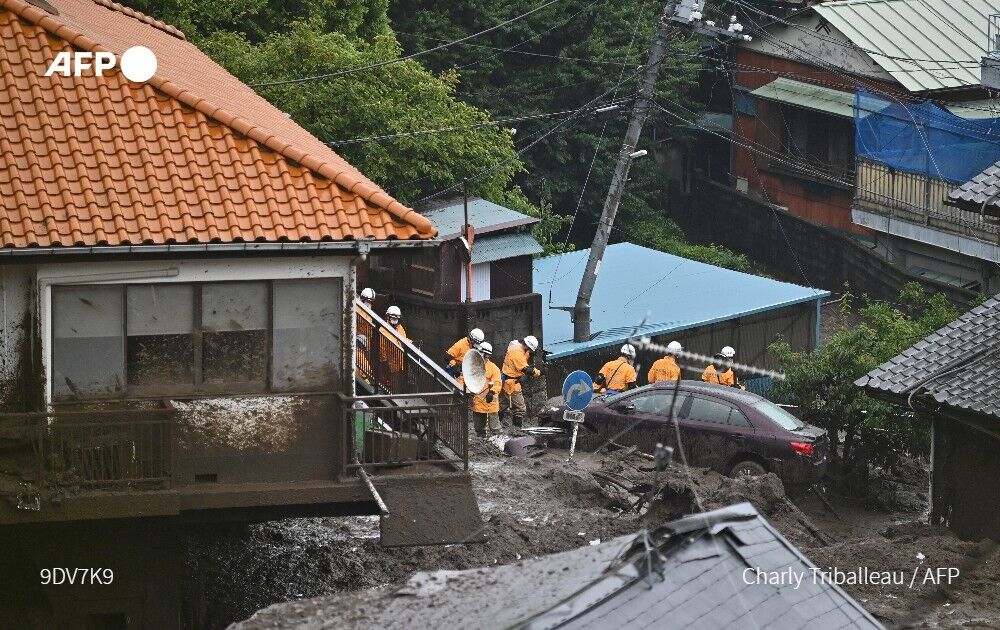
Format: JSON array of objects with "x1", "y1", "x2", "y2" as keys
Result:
[{"x1": 735, "y1": 176, "x2": 749, "y2": 193}]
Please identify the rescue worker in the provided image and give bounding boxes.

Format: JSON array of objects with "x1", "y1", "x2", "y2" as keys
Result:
[
  {"x1": 458, "y1": 342, "x2": 502, "y2": 436},
  {"x1": 702, "y1": 346, "x2": 737, "y2": 387},
  {"x1": 378, "y1": 305, "x2": 409, "y2": 392},
  {"x1": 648, "y1": 340, "x2": 683, "y2": 384},
  {"x1": 595, "y1": 344, "x2": 638, "y2": 395},
  {"x1": 355, "y1": 288, "x2": 377, "y2": 383},
  {"x1": 500, "y1": 335, "x2": 542, "y2": 428},
  {"x1": 446, "y1": 328, "x2": 485, "y2": 377}
]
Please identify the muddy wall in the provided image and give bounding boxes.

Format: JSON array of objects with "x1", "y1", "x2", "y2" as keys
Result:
[
  {"x1": 0, "y1": 263, "x2": 41, "y2": 411},
  {"x1": 931, "y1": 413, "x2": 1000, "y2": 541}
]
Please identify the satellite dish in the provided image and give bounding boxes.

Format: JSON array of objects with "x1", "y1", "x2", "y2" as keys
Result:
[{"x1": 461, "y1": 349, "x2": 487, "y2": 393}]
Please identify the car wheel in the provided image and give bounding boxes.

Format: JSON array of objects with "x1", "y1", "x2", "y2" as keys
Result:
[{"x1": 729, "y1": 459, "x2": 766, "y2": 478}]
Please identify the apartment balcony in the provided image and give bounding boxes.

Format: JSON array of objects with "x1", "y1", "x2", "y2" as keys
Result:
[
  {"x1": 757, "y1": 149, "x2": 855, "y2": 191},
  {"x1": 853, "y1": 158, "x2": 1000, "y2": 262}
]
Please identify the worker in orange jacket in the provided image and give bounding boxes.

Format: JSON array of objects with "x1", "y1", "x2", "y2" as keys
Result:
[
  {"x1": 378, "y1": 305, "x2": 409, "y2": 392},
  {"x1": 501, "y1": 335, "x2": 541, "y2": 428},
  {"x1": 355, "y1": 288, "x2": 377, "y2": 384},
  {"x1": 595, "y1": 344, "x2": 638, "y2": 395},
  {"x1": 702, "y1": 346, "x2": 737, "y2": 387},
  {"x1": 458, "y1": 342, "x2": 502, "y2": 436},
  {"x1": 648, "y1": 340, "x2": 683, "y2": 384},
  {"x1": 445, "y1": 328, "x2": 485, "y2": 376}
]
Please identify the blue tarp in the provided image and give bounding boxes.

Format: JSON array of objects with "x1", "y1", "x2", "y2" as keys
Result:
[{"x1": 855, "y1": 89, "x2": 1000, "y2": 184}]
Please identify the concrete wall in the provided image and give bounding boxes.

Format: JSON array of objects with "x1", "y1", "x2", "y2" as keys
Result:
[
  {"x1": 676, "y1": 179, "x2": 977, "y2": 306},
  {"x1": 0, "y1": 264, "x2": 40, "y2": 411}
]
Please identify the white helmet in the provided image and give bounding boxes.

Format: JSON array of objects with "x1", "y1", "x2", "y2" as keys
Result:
[
  {"x1": 720, "y1": 346, "x2": 736, "y2": 359},
  {"x1": 386, "y1": 305, "x2": 401, "y2": 318},
  {"x1": 360, "y1": 287, "x2": 375, "y2": 301},
  {"x1": 469, "y1": 328, "x2": 485, "y2": 344},
  {"x1": 523, "y1": 335, "x2": 539, "y2": 352},
  {"x1": 620, "y1": 343, "x2": 636, "y2": 358},
  {"x1": 479, "y1": 342, "x2": 493, "y2": 355},
  {"x1": 666, "y1": 341, "x2": 683, "y2": 354}
]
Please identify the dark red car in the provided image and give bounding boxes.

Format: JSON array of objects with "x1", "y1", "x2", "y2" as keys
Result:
[{"x1": 538, "y1": 380, "x2": 828, "y2": 486}]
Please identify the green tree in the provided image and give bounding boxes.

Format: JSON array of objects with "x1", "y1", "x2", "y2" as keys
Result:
[{"x1": 771, "y1": 284, "x2": 959, "y2": 492}]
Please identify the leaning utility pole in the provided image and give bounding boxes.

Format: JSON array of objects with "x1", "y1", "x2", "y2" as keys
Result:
[{"x1": 570, "y1": 2, "x2": 678, "y2": 343}]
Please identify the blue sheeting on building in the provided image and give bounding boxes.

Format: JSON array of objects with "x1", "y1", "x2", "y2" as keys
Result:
[
  {"x1": 533, "y1": 243, "x2": 829, "y2": 359},
  {"x1": 856, "y1": 88, "x2": 1000, "y2": 184}
]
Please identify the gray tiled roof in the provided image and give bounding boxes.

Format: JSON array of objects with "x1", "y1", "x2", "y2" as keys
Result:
[
  {"x1": 237, "y1": 503, "x2": 882, "y2": 630},
  {"x1": 856, "y1": 295, "x2": 1000, "y2": 419},
  {"x1": 948, "y1": 160, "x2": 1000, "y2": 208}
]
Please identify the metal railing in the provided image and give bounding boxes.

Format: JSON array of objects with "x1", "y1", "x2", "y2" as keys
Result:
[
  {"x1": 355, "y1": 300, "x2": 463, "y2": 397},
  {"x1": 759, "y1": 150, "x2": 855, "y2": 188},
  {"x1": 0, "y1": 407, "x2": 175, "y2": 492},
  {"x1": 340, "y1": 393, "x2": 468, "y2": 470},
  {"x1": 855, "y1": 158, "x2": 1000, "y2": 237}
]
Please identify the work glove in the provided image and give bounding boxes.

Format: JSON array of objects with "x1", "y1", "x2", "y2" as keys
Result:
[
  {"x1": 485, "y1": 392, "x2": 495, "y2": 403},
  {"x1": 522, "y1": 366, "x2": 534, "y2": 375}
]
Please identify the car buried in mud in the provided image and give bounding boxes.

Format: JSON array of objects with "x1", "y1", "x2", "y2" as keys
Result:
[{"x1": 538, "y1": 380, "x2": 827, "y2": 486}]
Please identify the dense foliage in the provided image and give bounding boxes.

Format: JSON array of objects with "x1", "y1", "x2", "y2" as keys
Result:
[{"x1": 771, "y1": 284, "x2": 960, "y2": 491}]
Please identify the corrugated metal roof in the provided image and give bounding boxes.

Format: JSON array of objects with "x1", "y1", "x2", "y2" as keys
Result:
[
  {"x1": 420, "y1": 198, "x2": 539, "y2": 239},
  {"x1": 533, "y1": 243, "x2": 828, "y2": 359},
  {"x1": 471, "y1": 232, "x2": 543, "y2": 264},
  {"x1": 813, "y1": 0, "x2": 999, "y2": 93},
  {"x1": 751, "y1": 78, "x2": 855, "y2": 118},
  {"x1": 856, "y1": 294, "x2": 1000, "y2": 419}
]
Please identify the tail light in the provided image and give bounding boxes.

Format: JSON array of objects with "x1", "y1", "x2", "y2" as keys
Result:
[{"x1": 789, "y1": 441, "x2": 814, "y2": 456}]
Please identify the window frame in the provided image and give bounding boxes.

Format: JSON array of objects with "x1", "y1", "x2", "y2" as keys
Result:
[{"x1": 51, "y1": 278, "x2": 342, "y2": 401}]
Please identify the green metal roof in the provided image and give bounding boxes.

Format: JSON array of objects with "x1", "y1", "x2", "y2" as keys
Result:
[
  {"x1": 471, "y1": 232, "x2": 543, "y2": 264},
  {"x1": 813, "y1": 0, "x2": 998, "y2": 93},
  {"x1": 750, "y1": 78, "x2": 855, "y2": 118}
]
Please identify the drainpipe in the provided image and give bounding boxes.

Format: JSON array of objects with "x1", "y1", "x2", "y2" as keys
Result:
[{"x1": 463, "y1": 179, "x2": 475, "y2": 303}]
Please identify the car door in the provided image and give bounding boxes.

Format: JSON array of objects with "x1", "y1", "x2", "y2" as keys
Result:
[
  {"x1": 677, "y1": 395, "x2": 753, "y2": 472},
  {"x1": 602, "y1": 390, "x2": 687, "y2": 453}
]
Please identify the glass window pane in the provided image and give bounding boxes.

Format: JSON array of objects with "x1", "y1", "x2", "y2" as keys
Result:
[
  {"x1": 126, "y1": 285, "x2": 194, "y2": 387},
  {"x1": 685, "y1": 396, "x2": 735, "y2": 425},
  {"x1": 52, "y1": 285, "x2": 124, "y2": 400},
  {"x1": 272, "y1": 279, "x2": 342, "y2": 390},
  {"x1": 631, "y1": 392, "x2": 683, "y2": 416},
  {"x1": 202, "y1": 282, "x2": 268, "y2": 384}
]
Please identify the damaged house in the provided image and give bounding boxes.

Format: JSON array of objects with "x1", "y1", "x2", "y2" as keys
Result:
[{"x1": 0, "y1": 0, "x2": 481, "y2": 627}]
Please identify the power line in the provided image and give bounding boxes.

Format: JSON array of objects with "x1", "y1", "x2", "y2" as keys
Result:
[
  {"x1": 249, "y1": 0, "x2": 569, "y2": 87},
  {"x1": 395, "y1": 31, "x2": 632, "y2": 66}
]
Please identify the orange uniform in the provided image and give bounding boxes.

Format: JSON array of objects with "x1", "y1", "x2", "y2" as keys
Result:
[
  {"x1": 379, "y1": 323, "x2": 409, "y2": 373},
  {"x1": 596, "y1": 357, "x2": 637, "y2": 393},
  {"x1": 460, "y1": 360, "x2": 502, "y2": 414},
  {"x1": 648, "y1": 356, "x2": 681, "y2": 384},
  {"x1": 701, "y1": 363, "x2": 735, "y2": 386},
  {"x1": 447, "y1": 336, "x2": 474, "y2": 368},
  {"x1": 501, "y1": 344, "x2": 539, "y2": 394}
]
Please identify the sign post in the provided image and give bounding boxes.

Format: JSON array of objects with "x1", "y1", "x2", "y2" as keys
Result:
[{"x1": 561, "y1": 371, "x2": 594, "y2": 462}]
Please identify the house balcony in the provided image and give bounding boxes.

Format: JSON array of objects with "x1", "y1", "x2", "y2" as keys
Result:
[
  {"x1": 757, "y1": 149, "x2": 855, "y2": 191},
  {"x1": 853, "y1": 158, "x2": 1000, "y2": 262},
  {"x1": 0, "y1": 306, "x2": 472, "y2": 535}
]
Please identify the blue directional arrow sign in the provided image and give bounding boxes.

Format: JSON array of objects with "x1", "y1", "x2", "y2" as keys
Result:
[{"x1": 562, "y1": 370, "x2": 594, "y2": 411}]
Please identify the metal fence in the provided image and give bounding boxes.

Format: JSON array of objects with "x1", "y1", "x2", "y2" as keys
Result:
[
  {"x1": 0, "y1": 407, "x2": 174, "y2": 490},
  {"x1": 355, "y1": 301, "x2": 463, "y2": 397},
  {"x1": 340, "y1": 393, "x2": 468, "y2": 470},
  {"x1": 855, "y1": 158, "x2": 1000, "y2": 237}
]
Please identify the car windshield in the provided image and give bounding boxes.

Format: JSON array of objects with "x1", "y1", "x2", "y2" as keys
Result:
[{"x1": 753, "y1": 401, "x2": 806, "y2": 430}]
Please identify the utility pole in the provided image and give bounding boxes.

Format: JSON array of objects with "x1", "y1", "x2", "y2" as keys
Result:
[{"x1": 570, "y1": 2, "x2": 678, "y2": 343}]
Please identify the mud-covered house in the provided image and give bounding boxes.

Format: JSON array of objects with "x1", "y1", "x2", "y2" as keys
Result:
[
  {"x1": 857, "y1": 294, "x2": 1000, "y2": 541},
  {"x1": 0, "y1": 0, "x2": 480, "y2": 627}
]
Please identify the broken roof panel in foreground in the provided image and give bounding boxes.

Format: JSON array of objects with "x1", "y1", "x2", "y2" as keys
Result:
[{"x1": 234, "y1": 503, "x2": 882, "y2": 630}]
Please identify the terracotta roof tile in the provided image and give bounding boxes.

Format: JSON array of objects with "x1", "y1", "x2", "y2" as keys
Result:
[{"x1": 0, "y1": 0, "x2": 435, "y2": 248}]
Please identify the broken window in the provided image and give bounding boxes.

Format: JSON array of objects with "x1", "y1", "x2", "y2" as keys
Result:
[
  {"x1": 50, "y1": 279, "x2": 343, "y2": 399},
  {"x1": 201, "y1": 282, "x2": 268, "y2": 386},
  {"x1": 126, "y1": 284, "x2": 195, "y2": 388},
  {"x1": 271, "y1": 279, "x2": 342, "y2": 391},
  {"x1": 52, "y1": 285, "x2": 125, "y2": 400}
]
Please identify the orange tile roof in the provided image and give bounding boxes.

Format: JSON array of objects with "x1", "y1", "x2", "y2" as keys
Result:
[{"x1": 0, "y1": 0, "x2": 436, "y2": 248}]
